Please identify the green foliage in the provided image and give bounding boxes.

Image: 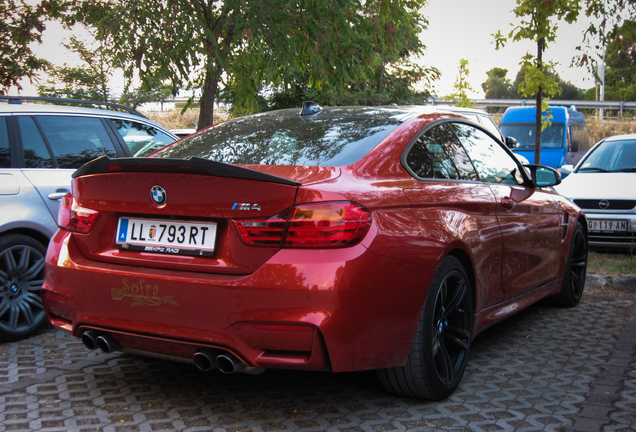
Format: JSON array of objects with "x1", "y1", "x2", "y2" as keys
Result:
[
  {"x1": 38, "y1": 35, "x2": 113, "y2": 102},
  {"x1": 0, "y1": 0, "x2": 64, "y2": 93},
  {"x1": 604, "y1": 21, "x2": 636, "y2": 101},
  {"x1": 575, "y1": 0, "x2": 636, "y2": 70},
  {"x1": 444, "y1": 59, "x2": 475, "y2": 108},
  {"x1": 493, "y1": 0, "x2": 582, "y2": 162},
  {"x1": 72, "y1": 0, "x2": 437, "y2": 127},
  {"x1": 482, "y1": 66, "x2": 584, "y2": 101},
  {"x1": 37, "y1": 32, "x2": 173, "y2": 108},
  {"x1": 482, "y1": 68, "x2": 515, "y2": 99},
  {"x1": 227, "y1": 0, "x2": 441, "y2": 112}
]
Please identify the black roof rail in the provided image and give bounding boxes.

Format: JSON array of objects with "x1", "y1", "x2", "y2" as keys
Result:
[{"x1": 0, "y1": 95, "x2": 148, "y2": 119}]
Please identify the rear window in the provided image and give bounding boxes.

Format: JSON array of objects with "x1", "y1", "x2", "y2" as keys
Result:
[{"x1": 155, "y1": 116, "x2": 400, "y2": 166}]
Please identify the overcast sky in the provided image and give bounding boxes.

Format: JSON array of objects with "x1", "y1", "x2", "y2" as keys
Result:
[
  {"x1": 14, "y1": 0, "x2": 601, "y2": 99},
  {"x1": 422, "y1": 0, "x2": 600, "y2": 98}
]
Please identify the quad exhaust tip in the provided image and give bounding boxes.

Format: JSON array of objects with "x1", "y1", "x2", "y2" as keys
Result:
[
  {"x1": 81, "y1": 332, "x2": 264, "y2": 375},
  {"x1": 193, "y1": 350, "x2": 265, "y2": 375},
  {"x1": 81, "y1": 331, "x2": 122, "y2": 353},
  {"x1": 81, "y1": 331, "x2": 100, "y2": 350}
]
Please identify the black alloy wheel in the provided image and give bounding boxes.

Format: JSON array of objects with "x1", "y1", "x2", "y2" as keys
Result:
[
  {"x1": 0, "y1": 234, "x2": 48, "y2": 341},
  {"x1": 551, "y1": 221, "x2": 587, "y2": 307},
  {"x1": 377, "y1": 255, "x2": 473, "y2": 399}
]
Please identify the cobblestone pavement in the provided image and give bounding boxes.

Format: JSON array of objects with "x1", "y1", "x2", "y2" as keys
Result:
[{"x1": 1, "y1": 285, "x2": 635, "y2": 432}]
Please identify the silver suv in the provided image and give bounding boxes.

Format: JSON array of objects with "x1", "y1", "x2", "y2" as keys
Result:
[{"x1": 0, "y1": 96, "x2": 177, "y2": 341}]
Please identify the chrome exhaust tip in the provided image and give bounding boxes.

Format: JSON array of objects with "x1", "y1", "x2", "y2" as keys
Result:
[
  {"x1": 81, "y1": 331, "x2": 100, "y2": 350},
  {"x1": 214, "y1": 354, "x2": 265, "y2": 375},
  {"x1": 95, "y1": 334, "x2": 122, "y2": 353},
  {"x1": 193, "y1": 350, "x2": 218, "y2": 372},
  {"x1": 215, "y1": 353, "x2": 246, "y2": 374}
]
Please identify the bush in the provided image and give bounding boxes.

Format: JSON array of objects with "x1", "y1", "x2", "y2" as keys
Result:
[{"x1": 141, "y1": 109, "x2": 229, "y2": 130}]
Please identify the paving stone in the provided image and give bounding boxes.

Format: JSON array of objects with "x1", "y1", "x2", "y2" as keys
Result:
[{"x1": 0, "y1": 286, "x2": 635, "y2": 432}]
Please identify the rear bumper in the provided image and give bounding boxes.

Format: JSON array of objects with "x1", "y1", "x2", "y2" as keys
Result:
[{"x1": 43, "y1": 230, "x2": 434, "y2": 372}]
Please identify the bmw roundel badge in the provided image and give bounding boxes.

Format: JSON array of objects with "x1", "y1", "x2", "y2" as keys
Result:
[{"x1": 151, "y1": 185, "x2": 167, "y2": 205}]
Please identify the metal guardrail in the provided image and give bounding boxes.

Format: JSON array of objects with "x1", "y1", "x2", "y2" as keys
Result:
[{"x1": 428, "y1": 98, "x2": 636, "y2": 114}]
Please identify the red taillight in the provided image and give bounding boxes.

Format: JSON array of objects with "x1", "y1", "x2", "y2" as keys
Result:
[
  {"x1": 233, "y1": 202, "x2": 371, "y2": 248},
  {"x1": 58, "y1": 193, "x2": 100, "y2": 233},
  {"x1": 232, "y1": 214, "x2": 288, "y2": 247}
]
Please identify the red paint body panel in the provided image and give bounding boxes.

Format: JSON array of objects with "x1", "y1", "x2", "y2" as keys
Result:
[
  {"x1": 44, "y1": 229, "x2": 433, "y2": 371},
  {"x1": 42, "y1": 107, "x2": 585, "y2": 375}
]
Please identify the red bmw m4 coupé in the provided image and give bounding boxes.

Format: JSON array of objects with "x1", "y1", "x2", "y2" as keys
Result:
[{"x1": 43, "y1": 103, "x2": 587, "y2": 399}]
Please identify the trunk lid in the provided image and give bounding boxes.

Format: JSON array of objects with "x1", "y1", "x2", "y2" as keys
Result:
[{"x1": 70, "y1": 157, "x2": 301, "y2": 274}]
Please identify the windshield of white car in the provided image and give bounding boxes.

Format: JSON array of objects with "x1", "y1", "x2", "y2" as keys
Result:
[{"x1": 577, "y1": 139, "x2": 636, "y2": 173}]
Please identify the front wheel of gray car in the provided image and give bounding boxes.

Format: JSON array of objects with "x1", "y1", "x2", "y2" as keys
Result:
[{"x1": 0, "y1": 234, "x2": 48, "y2": 342}]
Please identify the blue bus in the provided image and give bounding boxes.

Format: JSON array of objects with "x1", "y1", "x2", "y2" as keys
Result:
[{"x1": 498, "y1": 106, "x2": 590, "y2": 169}]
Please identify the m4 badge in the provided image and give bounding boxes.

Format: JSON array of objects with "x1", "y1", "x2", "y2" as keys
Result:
[{"x1": 232, "y1": 203, "x2": 261, "y2": 211}]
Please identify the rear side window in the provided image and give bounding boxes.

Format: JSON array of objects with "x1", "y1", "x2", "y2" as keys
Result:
[
  {"x1": 405, "y1": 123, "x2": 478, "y2": 181},
  {"x1": 155, "y1": 116, "x2": 400, "y2": 166},
  {"x1": 0, "y1": 117, "x2": 9, "y2": 167},
  {"x1": 452, "y1": 123, "x2": 523, "y2": 185},
  {"x1": 18, "y1": 116, "x2": 54, "y2": 168},
  {"x1": 35, "y1": 116, "x2": 117, "y2": 168},
  {"x1": 111, "y1": 119, "x2": 175, "y2": 157}
]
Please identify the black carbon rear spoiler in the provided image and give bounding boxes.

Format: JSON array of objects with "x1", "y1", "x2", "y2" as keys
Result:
[{"x1": 72, "y1": 156, "x2": 301, "y2": 186}]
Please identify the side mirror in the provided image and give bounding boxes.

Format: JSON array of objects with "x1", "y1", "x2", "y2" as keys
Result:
[
  {"x1": 570, "y1": 140, "x2": 579, "y2": 152},
  {"x1": 505, "y1": 136, "x2": 518, "y2": 149},
  {"x1": 526, "y1": 165, "x2": 561, "y2": 188}
]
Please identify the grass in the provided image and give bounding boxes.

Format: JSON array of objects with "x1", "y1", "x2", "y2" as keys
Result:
[
  {"x1": 586, "y1": 117, "x2": 636, "y2": 143},
  {"x1": 588, "y1": 250, "x2": 636, "y2": 276},
  {"x1": 141, "y1": 108, "x2": 228, "y2": 130}
]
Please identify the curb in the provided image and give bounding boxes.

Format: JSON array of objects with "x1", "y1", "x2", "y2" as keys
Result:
[{"x1": 586, "y1": 273, "x2": 636, "y2": 292}]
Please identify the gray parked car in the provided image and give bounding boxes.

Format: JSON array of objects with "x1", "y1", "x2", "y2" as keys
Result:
[{"x1": 0, "y1": 96, "x2": 177, "y2": 341}]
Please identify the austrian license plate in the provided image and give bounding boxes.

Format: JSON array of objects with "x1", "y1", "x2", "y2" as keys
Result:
[
  {"x1": 588, "y1": 219, "x2": 628, "y2": 232},
  {"x1": 116, "y1": 217, "x2": 217, "y2": 256}
]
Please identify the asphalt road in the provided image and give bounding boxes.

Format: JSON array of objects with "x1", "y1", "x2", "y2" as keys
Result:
[{"x1": 1, "y1": 282, "x2": 635, "y2": 432}]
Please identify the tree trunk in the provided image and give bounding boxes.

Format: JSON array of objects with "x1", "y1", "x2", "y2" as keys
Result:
[
  {"x1": 198, "y1": 68, "x2": 218, "y2": 130},
  {"x1": 535, "y1": 86, "x2": 541, "y2": 165},
  {"x1": 534, "y1": 37, "x2": 544, "y2": 165}
]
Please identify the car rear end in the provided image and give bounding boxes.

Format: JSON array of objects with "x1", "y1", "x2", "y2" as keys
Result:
[{"x1": 42, "y1": 107, "x2": 435, "y2": 373}]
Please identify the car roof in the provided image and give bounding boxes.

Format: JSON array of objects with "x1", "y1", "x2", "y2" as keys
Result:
[
  {"x1": 603, "y1": 134, "x2": 636, "y2": 142},
  {"x1": 239, "y1": 105, "x2": 473, "y2": 124},
  {"x1": 0, "y1": 101, "x2": 149, "y2": 121}
]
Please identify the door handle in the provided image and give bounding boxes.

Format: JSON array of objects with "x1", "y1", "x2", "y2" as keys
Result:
[
  {"x1": 500, "y1": 197, "x2": 516, "y2": 211},
  {"x1": 48, "y1": 189, "x2": 70, "y2": 200}
]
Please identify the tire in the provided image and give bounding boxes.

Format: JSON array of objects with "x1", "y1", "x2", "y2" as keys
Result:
[
  {"x1": 377, "y1": 256, "x2": 473, "y2": 399},
  {"x1": 550, "y1": 221, "x2": 587, "y2": 307},
  {"x1": 0, "y1": 234, "x2": 48, "y2": 341}
]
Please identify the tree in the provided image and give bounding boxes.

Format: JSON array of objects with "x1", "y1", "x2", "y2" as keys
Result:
[
  {"x1": 493, "y1": 0, "x2": 580, "y2": 164},
  {"x1": 444, "y1": 59, "x2": 475, "y2": 108},
  {"x1": 576, "y1": 1, "x2": 636, "y2": 73},
  {"x1": 73, "y1": 0, "x2": 393, "y2": 130},
  {"x1": 257, "y1": 0, "x2": 439, "y2": 110},
  {"x1": 603, "y1": 21, "x2": 636, "y2": 101},
  {"x1": 506, "y1": 66, "x2": 584, "y2": 99},
  {"x1": 0, "y1": 0, "x2": 63, "y2": 94},
  {"x1": 38, "y1": 35, "x2": 113, "y2": 102},
  {"x1": 38, "y1": 32, "x2": 174, "y2": 108},
  {"x1": 482, "y1": 68, "x2": 515, "y2": 99}
]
